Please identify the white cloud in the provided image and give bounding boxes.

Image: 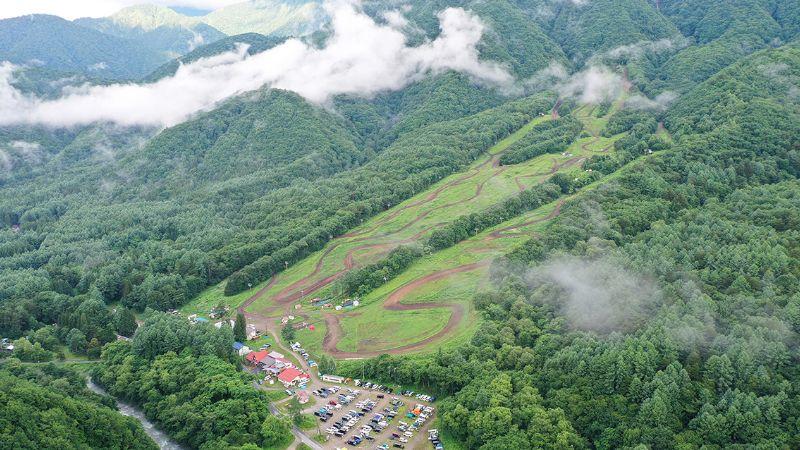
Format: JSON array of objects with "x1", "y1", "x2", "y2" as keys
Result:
[
  {"x1": 87, "y1": 62, "x2": 108, "y2": 71},
  {"x1": 0, "y1": 2, "x2": 512, "y2": 128},
  {"x1": 382, "y1": 10, "x2": 409, "y2": 29},
  {"x1": 557, "y1": 65, "x2": 623, "y2": 104},
  {"x1": 0, "y1": 149, "x2": 11, "y2": 172},
  {"x1": 0, "y1": 0, "x2": 242, "y2": 20},
  {"x1": 626, "y1": 91, "x2": 678, "y2": 111}
]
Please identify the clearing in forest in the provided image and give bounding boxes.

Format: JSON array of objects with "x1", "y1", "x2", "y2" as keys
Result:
[{"x1": 191, "y1": 101, "x2": 630, "y2": 358}]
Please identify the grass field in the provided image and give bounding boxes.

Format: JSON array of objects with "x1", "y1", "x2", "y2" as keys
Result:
[{"x1": 186, "y1": 100, "x2": 630, "y2": 360}]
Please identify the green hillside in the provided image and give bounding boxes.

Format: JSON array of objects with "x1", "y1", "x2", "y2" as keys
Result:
[
  {"x1": 143, "y1": 32, "x2": 285, "y2": 81},
  {"x1": 651, "y1": 0, "x2": 800, "y2": 91},
  {"x1": 0, "y1": 361, "x2": 157, "y2": 449},
  {"x1": 0, "y1": 15, "x2": 165, "y2": 79},
  {"x1": 2, "y1": 0, "x2": 800, "y2": 448},
  {"x1": 345, "y1": 45, "x2": 800, "y2": 449},
  {"x1": 203, "y1": 0, "x2": 324, "y2": 37},
  {"x1": 523, "y1": 0, "x2": 681, "y2": 62},
  {"x1": 76, "y1": 4, "x2": 227, "y2": 61}
]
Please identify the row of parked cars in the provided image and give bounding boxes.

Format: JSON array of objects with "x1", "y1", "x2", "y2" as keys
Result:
[
  {"x1": 325, "y1": 398, "x2": 379, "y2": 442},
  {"x1": 290, "y1": 341, "x2": 318, "y2": 368},
  {"x1": 385, "y1": 403, "x2": 435, "y2": 449},
  {"x1": 429, "y1": 429, "x2": 444, "y2": 450},
  {"x1": 355, "y1": 380, "x2": 394, "y2": 394},
  {"x1": 400, "y1": 390, "x2": 436, "y2": 402}
]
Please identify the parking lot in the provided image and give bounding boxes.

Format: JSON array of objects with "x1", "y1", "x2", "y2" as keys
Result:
[{"x1": 309, "y1": 383, "x2": 440, "y2": 449}]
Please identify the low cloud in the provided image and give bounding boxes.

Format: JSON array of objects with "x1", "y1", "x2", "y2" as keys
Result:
[
  {"x1": 557, "y1": 65, "x2": 624, "y2": 104},
  {"x1": 87, "y1": 62, "x2": 108, "y2": 71},
  {"x1": 593, "y1": 38, "x2": 687, "y2": 64},
  {"x1": 0, "y1": 140, "x2": 42, "y2": 172},
  {"x1": 0, "y1": 1, "x2": 511, "y2": 128},
  {"x1": 523, "y1": 63, "x2": 623, "y2": 104},
  {"x1": 527, "y1": 255, "x2": 660, "y2": 333},
  {"x1": 626, "y1": 91, "x2": 678, "y2": 111},
  {"x1": 0, "y1": 150, "x2": 10, "y2": 172}
]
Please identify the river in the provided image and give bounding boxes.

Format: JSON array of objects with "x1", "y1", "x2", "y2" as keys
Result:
[{"x1": 86, "y1": 378, "x2": 185, "y2": 450}]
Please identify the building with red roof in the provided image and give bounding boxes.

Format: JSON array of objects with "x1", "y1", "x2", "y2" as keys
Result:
[
  {"x1": 245, "y1": 350, "x2": 269, "y2": 365},
  {"x1": 278, "y1": 367, "x2": 310, "y2": 386}
]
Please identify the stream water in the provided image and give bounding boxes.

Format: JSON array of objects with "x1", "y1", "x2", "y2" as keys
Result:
[{"x1": 86, "y1": 378, "x2": 185, "y2": 450}]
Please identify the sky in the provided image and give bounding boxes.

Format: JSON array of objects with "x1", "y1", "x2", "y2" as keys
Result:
[{"x1": 0, "y1": 0, "x2": 243, "y2": 20}]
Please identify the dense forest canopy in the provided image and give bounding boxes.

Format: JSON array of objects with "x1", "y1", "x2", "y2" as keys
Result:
[
  {"x1": 1, "y1": 0, "x2": 800, "y2": 448},
  {"x1": 339, "y1": 44, "x2": 800, "y2": 449}
]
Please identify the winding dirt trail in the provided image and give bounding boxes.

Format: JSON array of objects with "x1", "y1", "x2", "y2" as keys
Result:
[
  {"x1": 242, "y1": 102, "x2": 569, "y2": 357},
  {"x1": 487, "y1": 200, "x2": 564, "y2": 239},
  {"x1": 514, "y1": 156, "x2": 585, "y2": 191},
  {"x1": 321, "y1": 199, "x2": 566, "y2": 358},
  {"x1": 322, "y1": 261, "x2": 490, "y2": 358},
  {"x1": 261, "y1": 154, "x2": 512, "y2": 309}
]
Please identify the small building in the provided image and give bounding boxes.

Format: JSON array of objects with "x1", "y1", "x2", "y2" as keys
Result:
[
  {"x1": 259, "y1": 356, "x2": 277, "y2": 370},
  {"x1": 246, "y1": 324, "x2": 258, "y2": 340},
  {"x1": 273, "y1": 357, "x2": 293, "y2": 369},
  {"x1": 232, "y1": 342, "x2": 251, "y2": 356},
  {"x1": 278, "y1": 367, "x2": 310, "y2": 386},
  {"x1": 246, "y1": 350, "x2": 269, "y2": 366},
  {"x1": 322, "y1": 374, "x2": 345, "y2": 384},
  {"x1": 267, "y1": 350, "x2": 285, "y2": 360}
]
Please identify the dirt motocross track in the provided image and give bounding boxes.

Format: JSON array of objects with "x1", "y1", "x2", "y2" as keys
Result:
[{"x1": 243, "y1": 101, "x2": 568, "y2": 357}]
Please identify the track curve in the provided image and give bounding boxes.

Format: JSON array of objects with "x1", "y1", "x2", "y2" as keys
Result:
[{"x1": 322, "y1": 261, "x2": 490, "y2": 358}]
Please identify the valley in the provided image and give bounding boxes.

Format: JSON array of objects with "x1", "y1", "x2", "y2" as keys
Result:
[{"x1": 2, "y1": 1, "x2": 800, "y2": 449}]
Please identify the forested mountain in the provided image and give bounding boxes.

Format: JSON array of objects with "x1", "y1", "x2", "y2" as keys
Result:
[
  {"x1": 522, "y1": 0, "x2": 681, "y2": 63},
  {"x1": 203, "y1": 0, "x2": 324, "y2": 36},
  {"x1": 75, "y1": 5, "x2": 227, "y2": 60},
  {"x1": 144, "y1": 32, "x2": 286, "y2": 81},
  {"x1": 0, "y1": 15, "x2": 166, "y2": 79},
  {"x1": 1, "y1": 0, "x2": 800, "y2": 448},
  {"x1": 649, "y1": 0, "x2": 800, "y2": 92}
]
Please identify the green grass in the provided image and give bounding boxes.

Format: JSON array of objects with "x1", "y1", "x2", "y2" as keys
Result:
[
  {"x1": 222, "y1": 107, "x2": 631, "y2": 359},
  {"x1": 336, "y1": 308, "x2": 452, "y2": 353},
  {"x1": 184, "y1": 277, "x2": 274, "y2": 319},
  {"x1": 261, "y1": 388, "x2": 288, "y2": 401},
  {"x1": 295, "y1": 414, "x2": 317, "y2": 430}
]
